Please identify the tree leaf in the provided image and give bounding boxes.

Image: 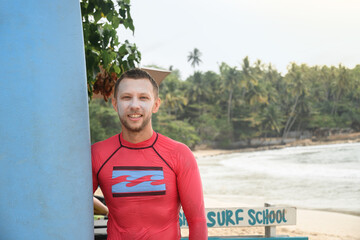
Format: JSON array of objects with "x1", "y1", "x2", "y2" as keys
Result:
[{"x1": 113, "y1": 65, "x2": 121, "y2": 74}]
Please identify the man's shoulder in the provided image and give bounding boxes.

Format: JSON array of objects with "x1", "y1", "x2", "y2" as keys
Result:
[
  {"x1": 156, "y1": 133, "x2": 196, "y2": 172},
  {"x1": 91, "y1": 134, "x2": 120, "y2": 154},
  {"x1": 156, "y1": 133, "x2": 192, "y2": 154}
]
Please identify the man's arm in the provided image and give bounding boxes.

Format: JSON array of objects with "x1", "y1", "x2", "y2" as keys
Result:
[
  {"x1": 175, "y1": 144, "x2": 207, "y2": 239},
  {"x1": 92, "y1": 146, "x2": 108, "y2": 215},
  {"x1": 93, "y1": 197, "x2": 109, "y2": 216},
  {"x1": 91, "y1": 146, "x2": 100, "y2": 194}
]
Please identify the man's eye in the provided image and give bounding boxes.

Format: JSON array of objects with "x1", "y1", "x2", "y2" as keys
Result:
[
  {"x1": 122, "y1": 96, "x2": 131, "y2": 100},
  {"x1": 140, "y1": 96, "x2": 149, "y2": 100}
]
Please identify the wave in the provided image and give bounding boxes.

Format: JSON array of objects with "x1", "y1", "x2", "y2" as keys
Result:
[{"x1": 198, "y1": 142, "x2": 360, "y2": 215}]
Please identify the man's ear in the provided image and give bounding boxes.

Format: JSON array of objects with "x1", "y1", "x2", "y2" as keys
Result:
[
  {"x1": 112, "y1": 97, "x2": 118, "y2": 113},
  {"x1": 152, "y1": 97, "x2": 161, "y2": 113}
]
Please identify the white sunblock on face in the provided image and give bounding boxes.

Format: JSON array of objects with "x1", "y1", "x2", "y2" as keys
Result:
[{"x1": 114, "y1": 78, "x2": 159, "y2": 133}]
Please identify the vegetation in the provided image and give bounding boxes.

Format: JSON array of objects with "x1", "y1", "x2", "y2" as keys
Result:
[
  {"x1": 89, "y1": 58, "x2": 360, "y2": 149},
  {"x1": 80, "y1": 0, "x2": 141, "y2": 100},
  {"x1": 187, "y1": 48, "x2": 202, "y2": 70}
]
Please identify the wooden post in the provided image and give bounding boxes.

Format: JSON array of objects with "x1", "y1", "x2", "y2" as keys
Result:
[{"x1": 265, "y1": 203, "x2": 277, "y2": 237}]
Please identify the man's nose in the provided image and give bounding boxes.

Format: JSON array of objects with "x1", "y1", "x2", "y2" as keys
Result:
[{"x1": 129, "y1": 98, "x2": 141, "y2": 109}]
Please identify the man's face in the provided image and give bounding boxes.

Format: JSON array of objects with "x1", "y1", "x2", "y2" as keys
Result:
[{"x1": 112, "y1": 78, "x2": 160, "y2": 133}]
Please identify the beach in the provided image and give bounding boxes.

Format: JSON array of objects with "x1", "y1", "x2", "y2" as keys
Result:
[
  {"x1": 181, "y1": 209, "x2": 360, "y2": 240},
  {"x1": 179, "y1": 195, "x2": 360, "y2": 240},
  {"x1": 187, "y1": 137, "x2": 360, "y2": 240}
]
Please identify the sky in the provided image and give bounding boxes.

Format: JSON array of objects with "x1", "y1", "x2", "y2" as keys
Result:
[{"x1": 119, "y1": 0, "x2": 360, "y2": 80}]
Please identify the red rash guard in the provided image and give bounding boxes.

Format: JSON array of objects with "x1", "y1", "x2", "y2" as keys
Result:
[{"x1": 92, "y1": 131, "x2": 207, "y2": 239}]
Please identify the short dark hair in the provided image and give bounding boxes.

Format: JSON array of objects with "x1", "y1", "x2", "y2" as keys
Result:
[{"x1": 113, "y1": 68, "x2": 159, "y2": 99}]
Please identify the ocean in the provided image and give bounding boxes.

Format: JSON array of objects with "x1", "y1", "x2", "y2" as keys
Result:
[{"x1": 197, "y1": 142, "x2": 360, "y2": 216}]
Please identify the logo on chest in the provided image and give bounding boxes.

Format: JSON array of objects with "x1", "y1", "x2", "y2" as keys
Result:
[{"x1": 111, "y1": 166, "x2": 166, "y2": 197}]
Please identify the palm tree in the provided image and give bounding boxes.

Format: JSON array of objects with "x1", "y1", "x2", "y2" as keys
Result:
[
  {"x1": 240, "y1": 57, "x2": 268, "y2": 109},
  {"x1": 282, "y1": 63, "x2": 309, "y2": 141},
  {"x1": 219, "y1": 62, "x2": 240, "y2": 123},
  {"x1": 186, "y1": 72, "x2": 211, "y2": 103},
  {"x1": 187, "y1": 48, "x2": 202, "y2": 70},
  {"x1": 331, "y1": 64, "x2": 352, "y2": 115}
]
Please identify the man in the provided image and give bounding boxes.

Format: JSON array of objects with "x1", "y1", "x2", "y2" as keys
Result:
[{"x1": 92, "y1": 68, "x2": 207, "y2": 239}]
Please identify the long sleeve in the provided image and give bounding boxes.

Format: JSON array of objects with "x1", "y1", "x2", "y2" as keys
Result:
[
  {"x1": 91, "y1": 145, "x2": 99, "y2": 194},
  {"x1": 174, "y1": 144, "x2": 208, "y2": 239}
]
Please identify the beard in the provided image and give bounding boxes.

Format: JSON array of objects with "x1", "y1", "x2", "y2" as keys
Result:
[{"x1": 119, "y1": 113, "x2": 152, "y2": 133}]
